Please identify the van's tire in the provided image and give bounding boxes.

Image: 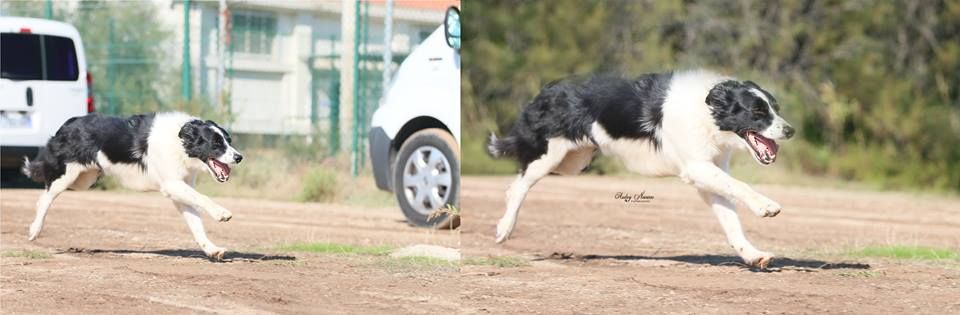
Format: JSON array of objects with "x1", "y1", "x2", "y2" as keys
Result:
[{"x1": 393, "y1": 128, "x2": 460, "y2": 229}]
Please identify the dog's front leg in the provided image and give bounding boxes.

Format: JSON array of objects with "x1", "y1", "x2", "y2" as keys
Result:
[
  {"x1": 173, "y1": 201, "x2": 226, "y2": 260},
  {"x1": 160, "y1": 180, "x2": 233, "y2": 222},
  {"x1": 680, "y1": 162, "x2": 781, "y2": 218},
  {"x1": 697, "y1": 190, "x2": 774, "y2": 268}
]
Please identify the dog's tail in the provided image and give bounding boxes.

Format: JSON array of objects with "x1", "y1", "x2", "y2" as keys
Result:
[
  {"x1": 21, "y1": 152, "x2": 47, "y2": 184},
  {"x1": 486, "y1": 132, "x2": 519, "y2": 159}
]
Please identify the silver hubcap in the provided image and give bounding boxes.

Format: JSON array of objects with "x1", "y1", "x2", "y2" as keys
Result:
[{"x1": 402, "y1": 145, "x2": 452, "y2": 216}]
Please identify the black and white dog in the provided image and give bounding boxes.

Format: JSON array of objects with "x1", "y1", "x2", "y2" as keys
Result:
[
  {"x1": 22, "y1": 112, "x2": 242, "y2": 260},
  {"x1": 488, "y1": 70, "x2": 795, "y2": 268}
]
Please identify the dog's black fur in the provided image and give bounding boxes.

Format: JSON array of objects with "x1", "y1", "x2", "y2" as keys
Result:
[
  {"x1": 489, "y1": 72, "x2": 796, "y2": 172},
  {"x1": 178, "y1": 119, "x2": 233, "y2": 162},
  {"x1": 488, "y1": 72, "x2": 673, "y2": 171},
  {"x1": 23, "y1": 113, "x2": 154, "y2": 186},
  {"x1": 706, "y1": 80, "x2": 787, "y2": 139},
  {"x1": 23, "y1": 113, "x2": 234, "y2": 188}
]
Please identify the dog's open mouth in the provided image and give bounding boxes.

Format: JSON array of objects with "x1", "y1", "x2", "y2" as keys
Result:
[
  {"x1": 742, "y1": 131, "x2": 779, "y2": 165},
  {"x1": 206, "y1": 159, "x2": 231, "y2": 182}
]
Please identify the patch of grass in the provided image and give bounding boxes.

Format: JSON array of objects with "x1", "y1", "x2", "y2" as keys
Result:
[
  {"x1": 429, "y1": 204, "x2": 461, "y2": 219},
  {"x1": 848, "y1": 245, "x2": 960, "y2": 261},
  {"x1": 837, "y1": 270, "x2": 879, "y2": 278},
  {"x1": 1, "y1": 249, "x2": 52, "y2": 259},
  {"x1": 464, "y1": 256, "x2": 529, "y2": 268},
  {"x1": 275, "y1": 242, "x2": 394, "y2": 256},
  {"x1": 297, "y1": 167, "x2": 339, "y2": 202},
  {"x1": 380, "y1": 256, "x2": 460, "y2": 273},
  {"x1": 272, "y1": 242, "x2": 459, "y2": 273},
  {"x1": 91, "y1": 175, "x2": 121, "y2": 190}
]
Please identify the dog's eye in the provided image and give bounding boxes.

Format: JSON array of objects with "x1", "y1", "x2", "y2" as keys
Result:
[{"x1": 752, "y1": 107, "x2": 767, "y2": 115}]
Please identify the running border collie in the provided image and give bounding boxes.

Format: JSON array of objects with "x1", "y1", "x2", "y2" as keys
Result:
[
  {"x1": 488, "y1": 70, "x2": 795, "y2": 269},
  {"x1": 22, "y1": 112, "x2": 243, "y2": 260}
]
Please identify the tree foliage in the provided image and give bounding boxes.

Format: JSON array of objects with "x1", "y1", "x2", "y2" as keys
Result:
[
  {"x1": 463, "y1": 0, "x2": 960, "y2": 192},
  {"x1": 2, "y1": 1, "x2": 190, "y2": 115}
]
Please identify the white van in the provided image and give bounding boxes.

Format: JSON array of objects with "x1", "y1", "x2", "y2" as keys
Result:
[
  {"x1": 0, "y1": 17, "x2": 92, "y2": 171},
  {"x1": 369, "y1": 7, "x2": 460, "y2": 228}
]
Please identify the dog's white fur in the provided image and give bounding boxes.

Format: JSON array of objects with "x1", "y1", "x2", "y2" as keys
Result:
[
  {"x1": 26, "y1": 112, "x2": 239, "y2": 260},
  {"x1": 495, "y1": 70, "x2": 792, "y2": 268}
]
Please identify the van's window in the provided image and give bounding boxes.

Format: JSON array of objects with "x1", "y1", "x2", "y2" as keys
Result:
[
  {"x1": 0, "y1": 33, "x2": 79, "y2": 81},
  {"x1": 44, "y1": 35, "x2": 79, "y2": 81},
  {"x1": 1, "y1": 33, "x2": 43, "y2": 80}
]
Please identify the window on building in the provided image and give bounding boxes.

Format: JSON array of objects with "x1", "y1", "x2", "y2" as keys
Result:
[{"x1": 232, "y1": 11, "x2": 277, "y2": 55}]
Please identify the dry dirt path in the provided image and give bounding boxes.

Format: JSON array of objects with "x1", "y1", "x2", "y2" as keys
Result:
[
  {"x1": 461, "y1": 175, "x2": 960, "y2": 314},
  {"x1": 1, "y1": 189, "x2": 458, "y2": 314}
]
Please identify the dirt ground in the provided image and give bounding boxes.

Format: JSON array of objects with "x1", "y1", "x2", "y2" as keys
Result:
[
  {"x1": 0, "y1": 189, "x2": 458, "y2": 314},
  {"x1": 461, "y1": 175, "x2": 960, "y2": 314},
  {"x1": 3, "y1": 176, "x2": 960, "y2": 314}
]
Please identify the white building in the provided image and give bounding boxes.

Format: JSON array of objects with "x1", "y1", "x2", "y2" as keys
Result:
[{"x1": 158, "y1": 0, "x2": 450, "y2": 135}]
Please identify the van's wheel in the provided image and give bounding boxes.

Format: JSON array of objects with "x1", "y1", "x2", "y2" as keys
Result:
[{"x1": 393, "y1": 128, "x2": 460, "y2": 229}]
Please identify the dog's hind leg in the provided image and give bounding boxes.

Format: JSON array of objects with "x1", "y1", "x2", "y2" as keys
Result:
[
  {"x1": 173, "y1": 201, "x2": 226, "y2": 260},
  {"x1": 495, "y1": 138, "x2": 577, "y2": 243},
  {"x1": 28, "y1": 163, "x2": 84, "y2": 241},
  {"x1": 698, "y1": 190, "x2": 774, "y2": 269}
]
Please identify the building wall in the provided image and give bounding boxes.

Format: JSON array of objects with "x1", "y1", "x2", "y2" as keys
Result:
[{"x1": 159, "y1": 0, "x2": 442, "y2": 135}]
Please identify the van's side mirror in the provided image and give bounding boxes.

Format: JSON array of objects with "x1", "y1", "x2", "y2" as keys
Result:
[{"x1": 444, "y1": 6, "x2": 460, "y2": 50}]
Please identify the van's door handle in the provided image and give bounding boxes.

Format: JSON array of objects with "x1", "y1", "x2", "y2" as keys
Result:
[{"x1": 26, "y1": 87, "x2": 34, "y2": 106}]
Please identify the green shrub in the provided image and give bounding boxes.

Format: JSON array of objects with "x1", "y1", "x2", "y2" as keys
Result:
[
  {"x1": 297, "y1": 167, "x2": 339, "y2": 202},
  {"x1": 460, "y1": 129, "x2": 521, "y2": 175}
]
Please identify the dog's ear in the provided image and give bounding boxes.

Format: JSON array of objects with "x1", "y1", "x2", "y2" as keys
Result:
[
  {"x1": 706, "y1": 80, "x2": 741, "y2": 112},
  {"x1": 706, "y1": 80, "x2": 747, "y2": 132},
  {"x1": 179, "y1": 120, "x2": 207, "y2": 158}
]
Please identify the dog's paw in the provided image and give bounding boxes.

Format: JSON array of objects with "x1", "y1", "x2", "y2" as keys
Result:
[
  {"x1": 743, "y1": 250, "x2": 775, "y2": 270},
  {"x1": 495, "y1": 218, "x2": 515, "y2": 244},
  {"x1": 205, "y1": 246, "x2": 227, "y2": 261},
  {"x1": 749, "y1": 199, "x2": 781, "y2": 218},
  {"x1": 27, "y1": 223, "x2": 42, "y2": 241},
  {"x1": 218, "y1": 209, "x2": 233, "y2": 222}
]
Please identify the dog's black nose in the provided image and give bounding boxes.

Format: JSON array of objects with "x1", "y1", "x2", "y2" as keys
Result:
[
  {"x1": 234, "y1": 154, "x2": 243, "y2": 163},
  {"x1": 783, "y1": 125, "x2": 795, "y2": 139}
]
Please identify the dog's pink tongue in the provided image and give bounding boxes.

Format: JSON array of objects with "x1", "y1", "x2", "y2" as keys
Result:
[
  {"x1": 758, "y1": 136, "x2": 778, "y2": 156},
  {"x1": 751, "y1": 133, "x2": 778, "y2": 159},
  {"x1": 208, "y1": 160, "x2": 230, "y2": 179}
]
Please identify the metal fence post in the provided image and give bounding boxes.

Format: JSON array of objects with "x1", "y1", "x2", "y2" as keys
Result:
[
  {"x1": 181, "y1": 0, "x2": 192, "y2": 101},
  {"x1": 350, "y1": 0, "x2": 362, "y2": 176}
]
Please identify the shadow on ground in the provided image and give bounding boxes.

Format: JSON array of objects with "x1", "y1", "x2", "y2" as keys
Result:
[
  {"x1": 59, "y1": 247, "x2": 296, "y2": 262},
  {"x1": 535, "y1": 252, "x2": 870, "y2": 272}
]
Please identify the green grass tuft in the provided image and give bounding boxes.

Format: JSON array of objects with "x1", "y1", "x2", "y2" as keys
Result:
[
  {"x1": 1, "y1": 249, "x2": 52, "y2": 259},
  {"x1": 275, "y1": 242, "x2": 393, "y2": 255},
  {"x1": 378, "y1": 256, "x2": 460, "y2": 273},
  {"x1": 464, "y1": 256, "x2": 529, "y2": 268},
  {"x1": 297, "y1": 167, "x2": 339, "y2": 202},
  {"x1": 849, "y1": 245, "x2": 960, "y2": 261}
]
